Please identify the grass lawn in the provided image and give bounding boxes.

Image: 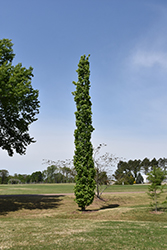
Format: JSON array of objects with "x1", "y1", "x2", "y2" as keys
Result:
[
  {"x1": 1, "y1": 183, "x2": 166, "y2": 195},
  {"x1": 0, "y1": 183, "x2": 75, "y2": 195},
  {"x1": 0, "y1": 184, "x2": 167, "y2": 249}
]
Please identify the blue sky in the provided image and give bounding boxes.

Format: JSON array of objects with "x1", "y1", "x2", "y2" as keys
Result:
[{"x1": 1, "y1": 0, "x2": 167, "y2": 175}]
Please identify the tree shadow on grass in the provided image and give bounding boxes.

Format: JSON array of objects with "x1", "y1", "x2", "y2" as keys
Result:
[
  {"x1": 80, "y1": 204, "x2": 120, "y2": 213},
  {"x1": 100, "y1": 204, "x2": 119, "y2": 210},
  {"x1": 0, "y1": 194, "x2": 64, "y2": 215}
]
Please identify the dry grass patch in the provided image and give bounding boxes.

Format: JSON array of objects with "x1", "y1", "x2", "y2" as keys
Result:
[
  {"x1": 0, "y1": 192, "x2": 166, "y2": 221},
  {"x1": 0, "y1": 191, "x2": 167, "y2": 249},
  {"x1": 0, "y1": 218, "x2": 167, "y2": 250}
]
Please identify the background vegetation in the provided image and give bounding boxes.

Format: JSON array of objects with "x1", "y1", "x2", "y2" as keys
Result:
[{"x1": 1, "y1": 157, "x2": 167, "y2": 185}]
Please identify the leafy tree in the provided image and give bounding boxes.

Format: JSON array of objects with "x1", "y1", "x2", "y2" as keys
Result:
[
  {"x1": 128, "y1": 159, "x2": 141, "y2": 180},
  {"x1": 113, "y1": 161, "x2": 135, "y2": 185},
  {"x1": 43, "y1": 165, "x2": 58, "y2": 183},
  {"x1": 25, "y1": 175, "x2": 31, "y2": 183},
  {"x1": 43, "y1": 159, "x2": 75, "y2": 183},
  {"x1": 0, "y1": 39, "x2": 40, "y2": 156},
  {"x1": 60, "y1": 166, "x2": 73, "y2": 183},
  {"x1": 72, "y1": 55, "x2": 95, "y2": 210},
  {"x1": 57, "y1": 159, "x2": 75, "y2": 183},
  {"x1": 54, "y1": 173, "x2": 64, "y2": 183},
  {"x1": 0, "y1": 169, "x2": 9, "y2": 184},
  {"x1": 8, "y1": 178, "x2": 21, "y2": 184},
  {"x1": 112, "y1": 161, "x2": 126, "y2": 184},
  {"x1": 18, "y1": 174, "x2": 29, "y2": 183},
  {"x1": 158, "y1": 158, "x2": 167, "y2": 172},
  {"x1": 31, "y1": 171, "x2": 43, "y2": 183},
  {"x1": 126, "y1": 173, "x2": 135, "y2": 185},
  {"x1": 150, "y1": 158, "x2": 158, "y2": 169},
  {"x1": 141, "y1": 158, "x2": 151, "y2": 174},
  {"x1": 147, "y1": 166, "x2": 167, "y2": 212}
]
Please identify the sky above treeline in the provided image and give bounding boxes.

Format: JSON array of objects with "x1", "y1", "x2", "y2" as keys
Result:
[{"x1": 1, "y1": 0, "x2": 167, "y2": 175}]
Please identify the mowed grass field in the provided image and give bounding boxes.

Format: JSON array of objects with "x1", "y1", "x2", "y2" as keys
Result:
[
  {"x1": 1, "y1": 183, "x2": 166, "y2": 195},
  {"x1": 0, "y1": 184, "x2": 167, "y2": 249}
]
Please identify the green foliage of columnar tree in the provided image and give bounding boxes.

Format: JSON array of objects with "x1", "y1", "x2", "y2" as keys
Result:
[
  {"x1": 0, "y1": 39, "x2": 40, "y2": 156},
  {"x1": 72, "y1": 55, "x2": 95, "y2": 211}
]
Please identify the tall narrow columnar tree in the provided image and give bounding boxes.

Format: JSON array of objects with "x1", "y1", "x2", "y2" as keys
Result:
[{"x1": 72, "y1": 55, "x2": 95, "y2": 211}]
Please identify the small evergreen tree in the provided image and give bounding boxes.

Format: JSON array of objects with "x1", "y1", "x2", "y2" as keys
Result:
[
  {"x1": 147, "y1": 166, "x2": 167, "y2": 212},
  {"x1": 72, "y1": 55, "x2": 95, "y2": 211}
]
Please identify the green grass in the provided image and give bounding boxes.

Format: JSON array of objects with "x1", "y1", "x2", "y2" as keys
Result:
[
  {"x1": 0, "y1": 184, "x2": 167, "y2": 249},
  {"x1": 0, "y1": 218, "x2": 167, "y2": 249},
  {"x1": 0, "y1": 183, "x2": 75, "y2": 195},
  {"x1": 101, "y1": 184, "x2": 150, "y2": 192},
  {"x1": 1, "y1": 183, "x2": 166, "y2": 195}
]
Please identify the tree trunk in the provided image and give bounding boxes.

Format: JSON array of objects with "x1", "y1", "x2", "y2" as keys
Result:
[
  {"x1": 96, "y1": 182, "x2": 100, "y2": 198},
  {"x1": 155, "y1": 188, "x2": 157, "y2": 212}
]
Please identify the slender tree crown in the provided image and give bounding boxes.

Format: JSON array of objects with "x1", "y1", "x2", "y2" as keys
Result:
[
  {"x1": 0, "y1": 39, "x2": 40, "y2": 156},
  {"x1": 72, "y1": 55, "x2": 95, "y2": 210},
  {"x1": 147, "y1": 166, "x2": 167, "y2": 212}
]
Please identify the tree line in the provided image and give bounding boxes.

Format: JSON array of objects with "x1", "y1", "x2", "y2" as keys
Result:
[
  {"x1": 0, "y1": 159, "x2": 75, "y2": 184},
  {"x1": 1, "y1": 156, "x2": 166, "y2": 186},
  {"x1": 113, "y1": 157, "x2": 167, "y2": 185},
  {"x1": 0, "y1": 156, "x2": 108, "y2": 185}
]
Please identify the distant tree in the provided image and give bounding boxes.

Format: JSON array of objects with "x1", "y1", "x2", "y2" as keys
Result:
[
  {"x1": 150, "y1": 158, "x2": 158, "y2": 170},
  {"x1": 0, "y1": 169, "x2": 9, "y2": 184},
  {"x1": 57, "y1": 159, "x2": 75, "y2": 183},
  {"x1": 72, "y1": 55, "x2": 95, "y2": 210},
  {"x1": 158, "y1": 158, "x2": 167, "y2": 172},
  {"x1": 31, "y1": 171, "x2": 43, "y2": 183},
  {"x1": 42, "y1": 165, "x2": 58, "y2": 183},
  {"x1": 136, "y1": 173, "x2": 144, "y2": 184},
  {"x1": 147, "y1": 166, "x2": 167, "y2": 212},
  {"x1": 140, "y1": 157, "x2": 158, "y2": 174},
  {"x1": 43, "y1": 159, "x2": 75, "y2": 183},
  {"x1": 54, "y1": 173, "x2": 64, "y2": 183},
  {"x1": 141, "y1": 158, "x2": 151, "y2": 174},
  {"x1": 0, "y1": 39, "x2": 40, "y2": 156},
  {"x1": 128, "y1": 159, "x2": 141, "y2": 180},
  {"x1": 25, "y1": 175, "x2": 31, "y2": 183},
  {"x1": 60, "y1": 166, "x2": 73, "y2": 183},
  {"x1": 8, "y1": 173, "x2": 31, "y2": 184},
  {"x1": 17, "y1": 174, "x2": 29, "y2": 183},
  {"x1": 113, "y1": 161, "x2": 135, "y2": 185},
  {"x1": 112, "y1": 161, "x2": 127, "y2": 184},
  {"x1": 8, "y1": 178, "x2": 21, "y2": 184}
]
